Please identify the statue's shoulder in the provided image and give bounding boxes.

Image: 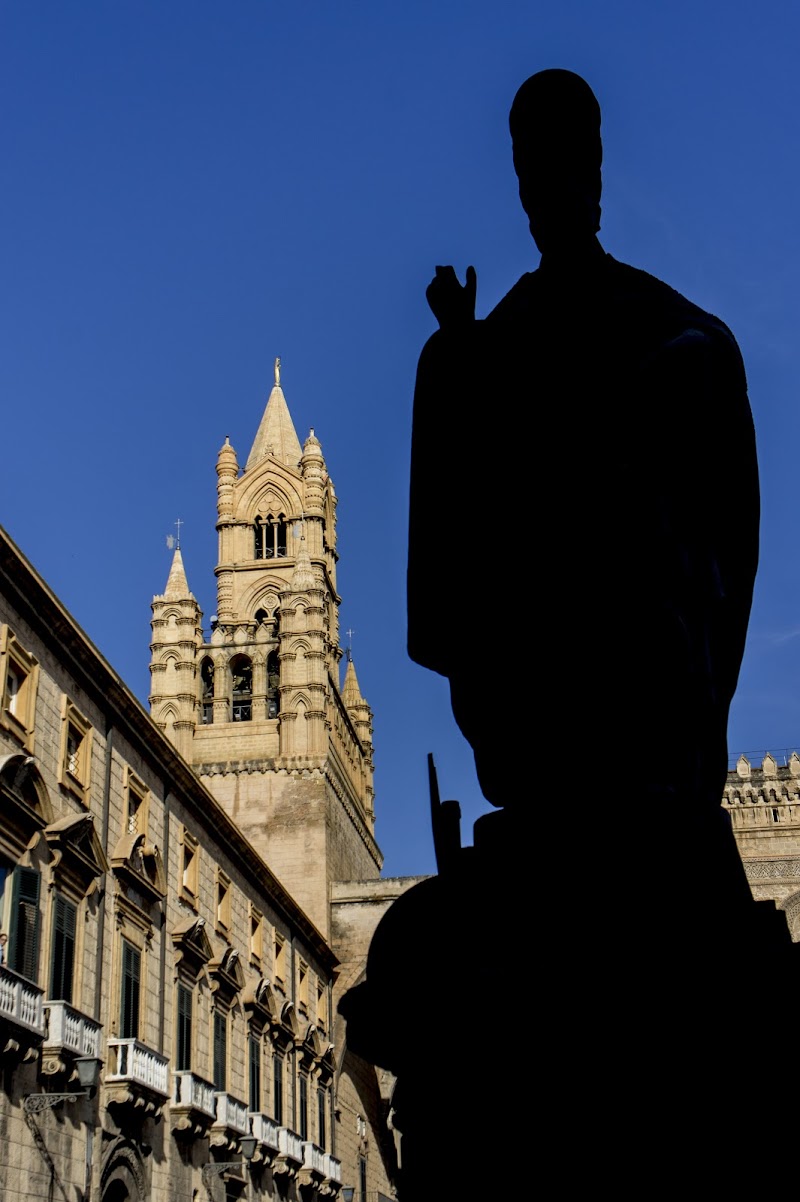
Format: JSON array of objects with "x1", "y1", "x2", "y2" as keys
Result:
[
  {"x1": 608, "y1": 256, "x2": 741, "y2": 352},
  {"x1": 484, "y1": 271, "x2": 538, "y2": 324}
]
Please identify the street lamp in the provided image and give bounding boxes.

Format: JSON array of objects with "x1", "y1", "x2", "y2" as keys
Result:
[
  {"x1": 201, "y1": 1135, "x2": 258, "y2": 1185},
  {"x1": 23, "y1": 1056, "x2": 103, "y2": 1113},
  {"x1": 341, "y1": 1189, "x2": 355, "y2": 1202}
]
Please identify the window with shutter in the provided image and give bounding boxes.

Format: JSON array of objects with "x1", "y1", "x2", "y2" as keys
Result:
[
  {"x1": 120, "y1": 940, "x2": 141, "y2": 1039},
  {"x1": 50, "y1": 894, "x2": 77, "y2": 1002},
  {"x1": 249, "y1": 1035, "x2": 261, "y2": 1112},
  {"x1": 273, "y1": 1053, "x2": 283, "y2": 1125},
  {"x1": 299, "y1": 1072, "x2": 308, "y2": 1141},
  {"x1": 213, "y1": 1010, "x2": 227, "y2": 1091},
  {"x1": 8, "y1": 866, "x2": 40, "y2": 981},
  {"x1": 317, "y1": 1086, "x2": 327, "y2": 1149},
  {"x1": 176, "y1": 984, "x2": 192, "y2": 1071}
]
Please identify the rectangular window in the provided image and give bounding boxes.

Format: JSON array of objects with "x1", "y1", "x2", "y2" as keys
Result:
[
  {"x1": 316, "y1": 982, "x2": 328, "y2": 1033},
  {"x1": 273, "y1": 1053, "x2": 283, "y2": 1125},
  {"x1": 180, "y1": 828, "x2": 198, "y2": 903},
  {"x1": 120, "y1": 940, "x2": 141, "y2": 1039},
  {"x1": 298, "y1": 961, "x2": 308, "y2": 1014},
  {"x1": 176, "y1": 984, "x2": 192, "y2": 1071},
  {"x1": 317, "y1": 1087, "x2": 327, "y2": 1150},
  {"x1": 299, "y1": 1073, "x2": 308, "y2": 1141},
  {"x1": 250, "y1": 906, "x2": 263, "y2": 966},
  {"x1": 216, "y1": 870, "x2": 231, "y2": 934},
  {"x1": 60, "y1": 698, "x2": 92, "y2": 804},
  {"x1": 125, "y1": 770, "x2": 148, "y2": 837},
  {"x1": 249, "y1": 1035, "x2": 261, "y2": 1113},
  {"x1": 274, "y1": 933, "x2": 286, "y2": 990},
  {"x1": 50, "y1": 894, "x2": 77, "y2": 1003},
  {"x1": 360, "y1": 1156, "x2": 367, "y2": 1202},
  {"x1": 213, "y1": 1010, "x2": 227, "y2": 1091},
  {"x1": 8, "y1": 866, "x2": 40, "y2": 981},
  {"x1": 0, "y1": 627, "x2": 38, "y2": 751}
]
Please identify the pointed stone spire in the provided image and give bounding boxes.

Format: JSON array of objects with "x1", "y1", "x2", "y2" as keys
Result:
[
  {"x1": 163, "y1": 547, "x2": 194, "y2": 600},
  {"x1": 342, "y1": 655, "x2": 364, "y2": 708},
  {"x1": 245, "y1": 357, "x2": 303, "y2": 471},
  {"x1": 290, "y1": 535, "x2": 317, "y2": 592}
]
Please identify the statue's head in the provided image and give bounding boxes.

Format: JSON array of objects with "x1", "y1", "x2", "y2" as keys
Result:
[{"x1": 509, "y1": 69, "x2": 602, "y2": 254}]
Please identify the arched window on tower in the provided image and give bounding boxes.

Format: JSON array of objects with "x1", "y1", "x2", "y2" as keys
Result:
[
  {"x1": 200, "y1": 657, "x2": 214, "y2": 725},
  {"x1": 267, "y1": 650, "x2": 280, "y2": 719},
  {"x1": 254, "y1": 515, "x2": 288, "y2": 560},
  {"x1": 231, "y1": 655, "x2": 253, "y2": 722}
]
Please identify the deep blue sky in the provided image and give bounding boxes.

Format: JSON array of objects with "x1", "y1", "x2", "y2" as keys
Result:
[{"x1": 3, "y1": 2, "x2": 800, "y2": 877}]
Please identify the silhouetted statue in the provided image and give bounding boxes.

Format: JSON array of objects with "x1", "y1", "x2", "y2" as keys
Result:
[{"x1": 342, "y1": 70, "x2": 792, "y2": 1199}]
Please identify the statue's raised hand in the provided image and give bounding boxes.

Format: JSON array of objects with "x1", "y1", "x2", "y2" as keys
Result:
[{"x1": 426, "y1": 265, "x2": 477, "y2": 330}]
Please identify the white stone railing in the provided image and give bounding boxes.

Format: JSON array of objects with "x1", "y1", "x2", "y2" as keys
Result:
[
  {"x1": 173, "y1": 1070, "x2": 216, "y2": 1117},
  {"x1": 250, "y1": 1111, "x2": 280, "y2": 1150},
  {"x1": 302, "y1": 1142, "x2": 326, "y2": 1175},
  {"x1": 324, "y1": 1153, "x2": 342, "y2": 1184},
  {"x1": 44, "y1": 1001, "x2": 102, "y2": 1057},
  {"x1": 277, "y1": 1126, "x2": 304, "y2": 1164},
  {"x1": 0, "y1": 964, "x2": 45, "y2": 1037},
  {"x1": 213, "y1": 1091, "x2": 249, "y2": 1134},
  {"x1": 106, "y1": 1038, "x2": 170, "y2": 1096}
]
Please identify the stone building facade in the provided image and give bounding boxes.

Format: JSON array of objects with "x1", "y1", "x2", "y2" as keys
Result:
[
  {"x1": 724, "y1": 752, "x2": 800, "y2": 940},
  {"x1": 0, "y1": 363, "x2": 406, "y2": 1201}
]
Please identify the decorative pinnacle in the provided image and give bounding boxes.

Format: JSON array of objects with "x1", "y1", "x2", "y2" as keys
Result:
[{"x1": 275, "y1": 356, "x2": 281, "y2": 386}]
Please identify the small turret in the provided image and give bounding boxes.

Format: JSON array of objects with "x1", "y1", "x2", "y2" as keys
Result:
[{"x1": 149, "y1": 542, "x2": 203, "y2": 758}]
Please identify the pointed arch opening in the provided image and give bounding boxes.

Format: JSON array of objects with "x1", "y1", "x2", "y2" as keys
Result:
[
  {"x1": 230, "y1": 655, "x2": 253, "y2": 722},
  {"x1": 200, "y1": 656, "x2": 214, "y2": 725},
  {"x1": 254, "y1": 514, "x2": 288, "y2": 560},
  {"x1": 267, "y1": 650, "x2": 280, "y2": 719}
]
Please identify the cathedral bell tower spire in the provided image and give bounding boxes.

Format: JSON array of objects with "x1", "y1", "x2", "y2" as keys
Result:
[{"x1": 158, "y1": 357, "x2": 381, "y2": 939}]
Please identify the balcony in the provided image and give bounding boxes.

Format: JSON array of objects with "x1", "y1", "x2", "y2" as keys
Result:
[
  {"x1": 299, "y1": 1141, "x2": 327, "y2": 1192},
  {"x1": 42, "y1": 1000, "x2": 103, "y2": 1077},
  {"x1": 274, "y1": 1126, "x2": 304, "y2": 1177},
  {"x1": 323, "y1": 1154, "x2": 342, "y2": 1186},
  {"x1": 210, "y1": 1090, "x2": 249, "y2": 1150},
  {"x1": 171, "y1": 1070, "x2": 216, "y2": 1138},
  {"x1": 0, "y1": 964, "x2": 45, "y2": 1056},
  {"x1": 105, "y1": 1037, "x2": 170, "y2": 1119},
  {"x1": 250, "y1": 1111, "x2": 280, "y2": 1161}
]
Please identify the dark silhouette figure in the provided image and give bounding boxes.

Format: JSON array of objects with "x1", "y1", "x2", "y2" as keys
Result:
[{"x1": 341, "y1": 70, "x2": 793, "y2": 1198}]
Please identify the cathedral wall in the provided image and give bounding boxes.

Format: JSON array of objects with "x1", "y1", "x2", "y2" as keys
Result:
[
  {"x1": 193, "y1": 720, "x2": 281, "y2": 761},
  {"x1": 199, "y1": 767, "x2": 331, "y2": 938}
]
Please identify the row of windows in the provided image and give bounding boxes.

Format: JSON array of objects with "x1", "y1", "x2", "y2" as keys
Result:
[
  {"x1": 1, "y1": 863, "x2": 330, "y2": 1143},
  {"x1": 1, "y1": 626, "x2": 104, "y2": 812},
  {"x1": 175, "y1": 978, "x2": 328, "y2": 1141},
  {"x1": 180, "y1": 831, "x2": 327, "y2": 1024}
]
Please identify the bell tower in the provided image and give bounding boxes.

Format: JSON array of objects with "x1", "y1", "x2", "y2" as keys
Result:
[{"x1": 151, "y1": 359, "x2": 380, "y2": 938}]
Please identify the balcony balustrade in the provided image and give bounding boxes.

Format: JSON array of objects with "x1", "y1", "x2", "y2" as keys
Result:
[
  {"x1": 172, "y1": 1070, "x2": 217, "y2": 1137},
  {"x1": 250, "y1": 1111, "x2": 280, "y2": 1153},
  {"x1": 42, "y1": 999, "x2": 103, "y2": 1077},
  {"x1": 44, "y1": 1000, "x2": 102, "y2": 1056},
  {"x1": 0, "y1": 964, "x2": 45, "y2": 1045},
  {"x1": 323, "y1": 1153, "x2": 342, "y2": 1186},
  {"x1": 273, "y1": 1125, "x2": 304, "y2": 1177},
  {"x1": 105, "y1": 1037, "x2": 170, "y2": 1118},
  {"x1": 210, "y1": 1090, "x2": 249, "y2": 1150},
  {"x1": 302, "y1": 1142, "x2": 326, "y2": 1176}
]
